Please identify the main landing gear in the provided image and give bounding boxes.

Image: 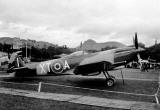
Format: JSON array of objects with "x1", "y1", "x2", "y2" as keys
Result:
[{"x1": 102, "y1": 71, "x2": 116, "y2": 87}]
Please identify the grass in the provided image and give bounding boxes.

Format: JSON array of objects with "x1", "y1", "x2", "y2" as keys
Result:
[
  {"x1": 41, "y1": 80, "x2": 157, "y2": 103},
  {"x1": 0, "y1": 93, "x2": 125, "y2": 110},
  {"x1": 0, "y1": 78, "x2": 158, "y2": 103},
  {"x1": 0, "y1": 68, "x2": 159, "y2": 105}
]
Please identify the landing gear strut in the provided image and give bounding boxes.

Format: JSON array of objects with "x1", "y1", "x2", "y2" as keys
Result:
[{"x1": 102, "y1": 71, "x2": 116, "y2": 87}]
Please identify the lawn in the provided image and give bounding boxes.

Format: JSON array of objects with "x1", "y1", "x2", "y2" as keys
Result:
[{"x1": 0, "y1": 93, "x2": 125, "y2": 110}]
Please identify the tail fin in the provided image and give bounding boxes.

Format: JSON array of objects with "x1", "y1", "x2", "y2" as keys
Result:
[
  {"x1": 7, "y1": 51, "x2": 25, "y2": 73},
  {"x1": 133, "y1": 32, "x2": 138, "y2": 49}
]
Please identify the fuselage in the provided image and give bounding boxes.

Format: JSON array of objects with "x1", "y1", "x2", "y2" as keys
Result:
[{"x1": 34, "y1": 46, "x2": 143, "y2": 75}]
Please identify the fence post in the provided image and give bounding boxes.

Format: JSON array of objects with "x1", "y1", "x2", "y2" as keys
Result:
[
  {"x1": 38, "y1": 82, "x2": 42, "y2": 92},
  {"x1": 155, "y1": 93, "x2": 159, "y2": 104},
  {"x1": 120, "y1": 69, "x2": 125, "y2": 85}
]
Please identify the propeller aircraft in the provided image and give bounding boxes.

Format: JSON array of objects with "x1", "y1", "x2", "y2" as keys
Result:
[{"x1": 7, "y1": 33, "x2": 144, "y2": 87}]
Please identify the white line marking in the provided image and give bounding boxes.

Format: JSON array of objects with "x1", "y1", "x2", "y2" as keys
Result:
[{"x1": 0, "y1": 75, "x2": 12, "y2": 78}]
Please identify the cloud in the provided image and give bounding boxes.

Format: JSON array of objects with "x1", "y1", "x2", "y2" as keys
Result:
[{"x1": 0, "y1": 0, "x2": 160, "y2": 47}]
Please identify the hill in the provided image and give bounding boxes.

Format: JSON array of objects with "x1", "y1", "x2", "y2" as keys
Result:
[
  {"x1": 0, "y1": 37, "x2": 72, "y2": 61},
  {"x1": 79, "y1": 39, "x2": 126, "y2": 51},
  {"x1": 0, "y1": 37, "x2": 57, "y2": 49}
]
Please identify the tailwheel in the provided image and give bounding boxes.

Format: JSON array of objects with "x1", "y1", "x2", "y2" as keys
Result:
[{"x1": 106, "y1": 78, "x2": 115, "y2": 87}]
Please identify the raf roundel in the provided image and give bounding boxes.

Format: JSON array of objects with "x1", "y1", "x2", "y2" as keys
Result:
[{"x1": 50, "y1": 59, "x2": 64, "y2": 74}]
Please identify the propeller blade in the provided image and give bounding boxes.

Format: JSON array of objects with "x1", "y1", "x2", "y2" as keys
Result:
[{"x1": 134, "y1": 32, "x2": 138, "y2": 49}]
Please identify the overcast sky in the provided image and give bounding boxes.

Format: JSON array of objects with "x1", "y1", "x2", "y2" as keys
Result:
[{"x1": 0, "y1": 0, "x2": 160, "y2": 47}]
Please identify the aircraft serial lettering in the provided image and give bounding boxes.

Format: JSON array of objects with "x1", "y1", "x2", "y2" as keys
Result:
[{"x1": 39, "y1": 60, "x2": 70, "y2": 74}]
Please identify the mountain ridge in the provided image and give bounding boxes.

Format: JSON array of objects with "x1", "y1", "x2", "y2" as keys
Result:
[{"x1": 79, "y1": 39, "x2": 126, "y2": 51}]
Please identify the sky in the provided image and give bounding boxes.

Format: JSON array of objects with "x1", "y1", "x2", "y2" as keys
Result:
[{"x1": 0, "y1": 0, "x2": 160, "y2": 47}]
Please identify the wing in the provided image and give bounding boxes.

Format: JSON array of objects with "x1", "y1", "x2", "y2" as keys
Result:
[
  {"x1": 73, "y1": 61, "x2": 112, "y2": 75},
  {"x1": 73, "y1": 50, "x2": 115, "y2": 75}
]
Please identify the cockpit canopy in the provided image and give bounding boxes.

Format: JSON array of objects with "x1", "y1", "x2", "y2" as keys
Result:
[{"x1": 67, "y1": 51, "x2": 88, "y2": 57}]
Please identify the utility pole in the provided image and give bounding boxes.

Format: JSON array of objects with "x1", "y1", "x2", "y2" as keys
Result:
[
  {"x1": 30, "y1": 44, "x2": 31, "y2": 59},
  {"x1": 29, "y1": 40, "x2": 31, "y2": 59},
  {"x1": 80, "y1": 41, "x2": 84, "y2": 55},
  {"x1": 26, "y1": 40, "x2": 27, "y2": 59}
]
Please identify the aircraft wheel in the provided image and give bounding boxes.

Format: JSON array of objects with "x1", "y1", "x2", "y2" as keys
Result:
[{"x1": 106, "y1": 78, "x2": 115, "y2": 87}]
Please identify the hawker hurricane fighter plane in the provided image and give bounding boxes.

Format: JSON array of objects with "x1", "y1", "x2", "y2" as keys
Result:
[{"x1": 7, "y1": 33, "x2": 143, "y2": 87}]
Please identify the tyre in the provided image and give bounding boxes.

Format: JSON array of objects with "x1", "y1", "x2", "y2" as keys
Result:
[{"x1": 106, "y1": 78, "x2": 114, "y2": 87}]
